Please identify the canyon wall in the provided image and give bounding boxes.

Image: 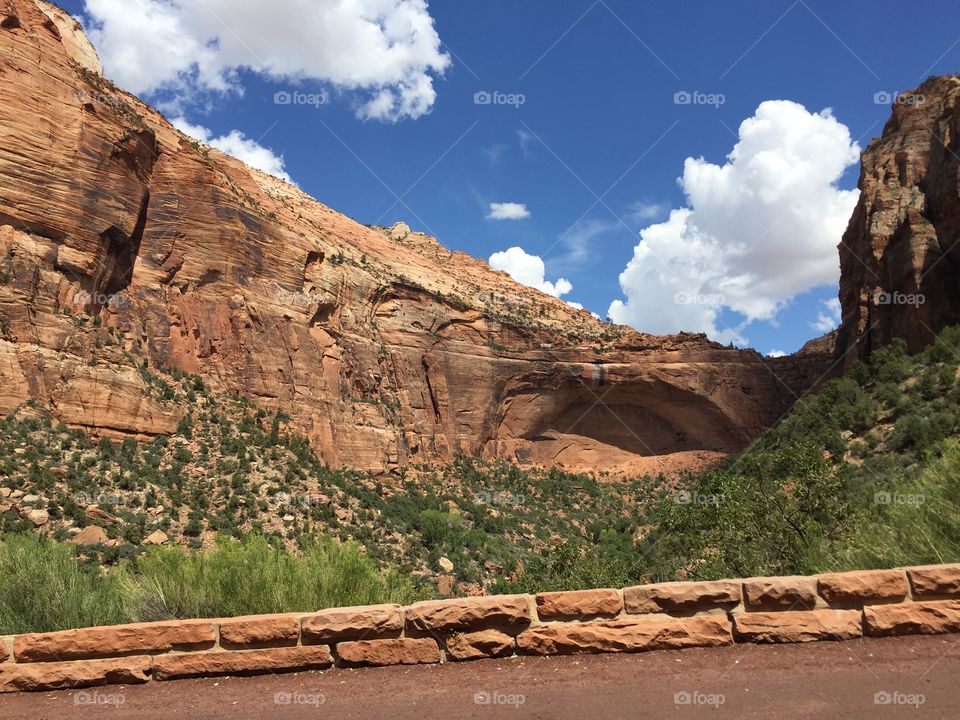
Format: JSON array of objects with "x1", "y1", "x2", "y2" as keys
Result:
[
  {"x1": 0, "y1": 0, "x2": 824, "y2": 475},
  {"x1": 836, "y1": 75, "x2": 960, "y2": 367}
]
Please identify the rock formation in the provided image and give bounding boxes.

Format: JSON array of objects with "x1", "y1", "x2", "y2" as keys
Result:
[
  {"x1": 836, "y1": 75, "x2": 960, "y2": 367},
  {"x1": 0, "y1": 0, "x2": 825, "y2": 475}
]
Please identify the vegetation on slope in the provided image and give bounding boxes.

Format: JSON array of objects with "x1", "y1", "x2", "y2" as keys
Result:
[
  {"x1": 627, "y1": 328, "x2": 960, "y2": 582},
  {"x1": 0, "y1": 533, "x2": 421, "y2": 634},
  {"x1": 4, "y1": 328, "x2": 960, "y2": 632},
  {"x1": 0, "y1": 359, "x2": 659, "y2": 595}
]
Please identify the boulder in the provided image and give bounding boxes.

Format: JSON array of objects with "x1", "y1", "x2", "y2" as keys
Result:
[
  {"x1": 84, "y1": 505, "x2": 118, "y2": 525},
  {"x1": 69, "y1": 525, "x2": 109, "y2": 546},
  {"x1": 142, "y1": 529, "x2": 169, "y2": 546},
  {"x1": 21, "y1": 507, "x2": 49, "y2": 527}
]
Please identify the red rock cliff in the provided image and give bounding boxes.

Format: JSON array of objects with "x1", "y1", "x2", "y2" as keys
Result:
[
  {"x1": 836, "y1": 75, "x2": 960, "y2": 366},
  {"x1": 0, "y1": 0, "x2": 821, "y2": 475}
]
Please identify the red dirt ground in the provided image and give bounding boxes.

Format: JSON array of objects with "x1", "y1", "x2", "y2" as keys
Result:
[{"x1": 2, "y1": 634, "x2": 957, "y2": 719}]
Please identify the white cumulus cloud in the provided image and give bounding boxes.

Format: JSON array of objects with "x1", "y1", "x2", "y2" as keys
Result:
[
  {"x1": 810, "y1": 297, "x2": 842, "y2": 333},
  {"x1": 172, "y1": 117, "x2": 293, "y2": 183},
  {"x1": 489, "y1": 247, "x2": 572, "y2": 298},
  {"x1": 766, "y1": 349, "x2": 787, "y2": 358},
  {"x1": 83, "y1": 0, "x2": 450, "y2": 122},
  {"x1": 607, "y1": 100, "x2": 860, "y2": 345},
  {"x1": 487, "y1": 202, "x2": 530, "y2": 220}
]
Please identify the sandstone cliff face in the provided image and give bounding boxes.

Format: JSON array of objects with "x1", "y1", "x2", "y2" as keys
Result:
[
  {"x1": 836, "y1": 76, "x2": 960, "y2": 367},
  {"x1": 0, "y1": 0, "x2": 819, "y2": 475}
]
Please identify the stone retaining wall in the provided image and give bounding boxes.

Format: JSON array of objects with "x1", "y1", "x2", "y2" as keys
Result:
[{"x1": 2, "y1": 564, "x2": 959, "y2": 692}]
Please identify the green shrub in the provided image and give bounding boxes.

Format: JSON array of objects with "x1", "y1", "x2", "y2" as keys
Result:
[
  {"x1": 0, "y1": 534, "x2": 129, "y2": 634},
  {"x1": 643, "y1": 443, "x2": 851, "y2": 580},
  {"x1": 130, "y1": 535, "x2": 424, "y2": 620},
  {"x1": 0, "y1": 534, "x2": 427, "y2": 633}
]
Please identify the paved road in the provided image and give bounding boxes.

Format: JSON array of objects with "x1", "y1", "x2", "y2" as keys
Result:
[{"x1": 2, "y1": 634, "x2": 958, "y2": 719}]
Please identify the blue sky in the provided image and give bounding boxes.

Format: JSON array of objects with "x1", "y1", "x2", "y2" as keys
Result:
[{"x1": 63, "y1": 0, "x2": 960, "y2": 355}]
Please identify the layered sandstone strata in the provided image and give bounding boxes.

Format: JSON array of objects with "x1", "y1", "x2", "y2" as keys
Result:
[
  {"x1": 0, "y1": 0, "x2": 824, "y2": 474},
  {"x1": 836, "y1": 75, "x2": 960, "y2": 366}
]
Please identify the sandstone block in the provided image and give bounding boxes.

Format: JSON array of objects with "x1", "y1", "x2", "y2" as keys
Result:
[
  {"x1": 218, "y1": 614, "x2": 301, "y2": 649},
  {"x1": 733, "y1": 609, "x2": 862, "y2": 643},
  {"x1": 743, "y1": 577, "x2": 817, "y2": 610},
  {"x1": 445, "y1": 630, "x2": 514, "y2": 660},
  {"x1": 536, "y1": 589, "x2": 622, "y2": 619},
  {"x1": 624, "y1": 580, "x2": 740, "y2": 614},
  {"x1": 336, "y1": 638, "x2": 441, "y2": 666},
  {"x1": 864, "y1": 600, "x2": 960, "y2": 636},
  {"x1": 907, "y1": 564, "x2": 960, "y2": 597},
  {"x1": 301, "y1": 604, "x2": 403, "y2": 643},
  {"x1": 516, "y1": 615, "x2": 732, "y2": 655},
  {"x1": 817, "y1": 570, "x2": 908, "y2": 604},
  {"x1": 153, "y1": 646, "x2": 332, "y2": 680},
  {"x1": 15, "y1": 620, "x2": 215, "y2": 662},
  {"x1": 405, "y1": 595, "x2": 531, "y2": 632},
  {"x1": 0, "y1": 656, "x2": 150, "y2": 693}
]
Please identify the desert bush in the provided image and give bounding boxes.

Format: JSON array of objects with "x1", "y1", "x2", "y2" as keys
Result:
[
  {"x1": 129, "y1": 534, "x2": 424, "y2": 620},
  {"x1": 643, "y1": 443, "x2": 851, "y2": 580},
  {"x1": 0, "y1": 534, "x2": 129, "y2": 634},
  {"x1": 503, "y1": 539, "x2": 646, "y2": 594},
  {"x1": 0, "y1": 533, "x2": 426, "y2": 633}
]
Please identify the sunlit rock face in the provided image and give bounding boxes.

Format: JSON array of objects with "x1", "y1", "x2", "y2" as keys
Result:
[
  {"x1": 837, "y1": 76, "x2": 960, "y2": 367},
  {"x1": 0, "y1": 0, "x2": 823, "y2": 475}
]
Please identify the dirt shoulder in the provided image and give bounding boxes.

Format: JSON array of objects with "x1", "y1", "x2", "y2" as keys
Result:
[{"x1": 2, "y1": 634, "x2": 957, "y2": 719}]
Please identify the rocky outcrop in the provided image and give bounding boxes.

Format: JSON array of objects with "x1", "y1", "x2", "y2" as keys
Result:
[
  {"x1": 0, "y1": 0, "x2": 820, "y2": 475},
  {"x1": 836, "y1": 76, "x2": 960, "y2": 366}
]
